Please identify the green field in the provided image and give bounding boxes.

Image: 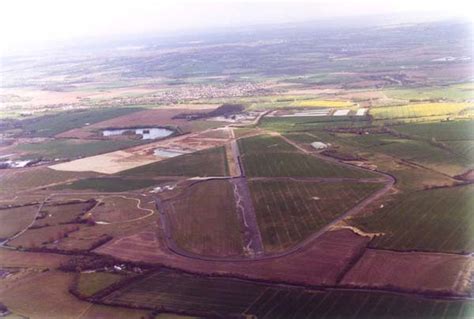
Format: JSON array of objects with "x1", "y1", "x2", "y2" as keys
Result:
[
  {"x1": 370, "y1": 102, "x2": 473, "y2": 120},
  {"x1": 238, "y1": 135, "x2": 376, "y2": 178},
  {"x1": 57, "y1": 177, "x2": 160, "y2": 192},
  {"x1": 259, "y1": 116, "x2": 370, "y2": 133},
  {"x1": 0, "y1": 204, "x2": 38, "y2": 240},
  {"x1": 19, "y1": 107, "x2": 143, "y2": 137},
  {"x1": 392, "y1": 120, "x2": 474, "y2": 141},
  {"x1": 120, "y1": 146, "x2": 229, "y2": 177},
  {"x1": 168, "y1": 180, "x2": 244, "y2": 256},
  {"x1": 350, "y1": 184, "x2": 474, "y2": 253},
  {"x1": 76, "y1": 272, "x2": 124, "y2": 297},
  {"x1": 33, "y1": 200, "x2": 95, "y2": 227},
  {"x1": 383, "y1": 84, "x2": 474, "y2": 101},
  {"x1": 338, "y1": 133, "x2": 471, "y2": 176},
  {"x1": 101, "y1": 269, "x2": 268, "y2": 316},
  {"x1": 14, "y1": 139, "x2": 144, "y2": 160},
  {"x1": 245, "y1": 288, "x2": 473, "y2": 319},
  {"x1": 0, "y1": 168, "x2": 96, "y2": 193},
  {"x1": 100, "y1": 269, "x2": 473, "y2": 318},
  {"x1": 249, "y1": 180, "x2": 383, "y2": 251}
]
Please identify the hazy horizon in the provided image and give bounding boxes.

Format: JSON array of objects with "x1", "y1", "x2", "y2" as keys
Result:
[{"x1": 1, "y1": 0, "x2": 472, "y2": 55}]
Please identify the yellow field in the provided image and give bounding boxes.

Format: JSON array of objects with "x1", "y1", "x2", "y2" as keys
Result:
[
  {"x1": 290, "y1": 99, "x2": 354, "y2": 108},
  {"x1": 370, "y1": 102, "x2": 474, "y2": 120}
]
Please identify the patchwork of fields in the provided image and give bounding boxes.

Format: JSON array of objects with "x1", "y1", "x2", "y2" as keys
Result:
[{"x1": 99, "y1": 269, "x2": 474, "y2": 318}]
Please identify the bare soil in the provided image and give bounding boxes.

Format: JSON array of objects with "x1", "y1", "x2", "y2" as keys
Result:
[{"x1": 341, "y1": 249, "x2": 473, "y2": 296}]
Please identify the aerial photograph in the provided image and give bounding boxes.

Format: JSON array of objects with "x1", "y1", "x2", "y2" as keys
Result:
[{"x1": 0, "y1": 0, "x2": 473, "y2": 318}]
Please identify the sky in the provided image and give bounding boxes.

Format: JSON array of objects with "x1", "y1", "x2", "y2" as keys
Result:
[{"x1": 0, "y1": 0, "x2": 472, "y2": 54}]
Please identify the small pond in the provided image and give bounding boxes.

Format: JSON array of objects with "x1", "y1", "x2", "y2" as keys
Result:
[
  {"x1": 102, "y1": 127, "x2": 174, "y2": 140},
  {"x1": 153, "y1": 148, "x2": 188, "y2": 158}
]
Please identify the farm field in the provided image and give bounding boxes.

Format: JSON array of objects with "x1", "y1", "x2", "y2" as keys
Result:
[
  {"x1": 8, "y1": 224, "x2": 82, "y2": 249},
  {"x1": 11, "y1": 138, "x2": 145, "y2": 160},
  {"x1": 370, "y1": 102, "x2": 473, "y2": 120},
  {"x1": 121, "y1": 146, "x2": 229, "y2": 177},
  {"x1": 383, "y1": 84, "x2": 474, "y2": 101},
  {"x1": 100, "y1": 269, "x2": 268, "y2": 316},
  {"x1": 0, "y1": 167, "x2": 96, "y2": 193},
  {"x1": 56, "y1": 177, "x2": 161, "y2": 192},
  {"x1": 76, "y1": 272, "x2": 125, "y2": 297},
  {"x1": 56, "y1": 107, "x2": 222, "y2": 139},
  {"x1": 289, "y1": 99, "x2": 354, "y2": 108},
  {"x1": 238, "y1": 135, "x2": 376, "y2": 178},
  {"x1": 244, "y1": 289, "x2": 474, "y2": 319},
  {"x1": 96, "y1": 229, "x2": 371, "y2": 288},
  {"x1": 249, "y1": 180, "x2": 383, "y2": 251},
  {"x1": 259, "y1": 116, "x2": 370, "y2": 133},
  {"x1": 337, "y1": 132, "x2": 471, "y2": 176},
  {"x1": 341, "y1": 249, "x2": 473, "y2": 296},
  {"x1": 392, "y1": 119, "x2": 474, "y2": 141},
  {"x1": 166, "y1": 180, "x2": 244, "y2": 256},
  {"x1": 98, "y1": 268, "x2": 474, "y2": 318},
  {"x1": 0, "y1": 271, "x2": 91, "y2": 318},
  {"x1": 18, "y1": 107, "x2": 144, "y2": 137},
  {"x1": 0, "y1": 204, "x2": 38, "y2": 240},
  {"x1": 349, "y1": 184, "x2": 474, "y2": 253}
]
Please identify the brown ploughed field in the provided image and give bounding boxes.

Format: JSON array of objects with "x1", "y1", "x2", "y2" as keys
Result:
[
  {"x1": 341, "y1": 249, "x2": 473, "y2": 296},
  {"x1": 95, "y1": 229, "x2": 369, "y2": 286}
]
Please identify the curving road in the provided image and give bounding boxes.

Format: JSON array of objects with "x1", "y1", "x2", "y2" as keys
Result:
[{"x1": 154, "y1": 131, "x2": 396, "y2": 262}]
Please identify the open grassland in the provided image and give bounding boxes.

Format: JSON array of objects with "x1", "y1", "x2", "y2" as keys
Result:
[
  {"x1": 50, "y1": 208, "x2": 157, "y2": 251},
  {"x1": 90, "y1": 196, "x2": 153, "y2": 223},
  {"x1": 76, "y1": 272, "x2": 125, "y2": 297},
  {"x1": 121, "y1": 146, "x2": 229, "y2": 177},
  {"x1": 13, "y1": 138, "x2": 144, "y2": 160},
  {"x1": 77, "y1": 304, "x2": 151, "y2": 319},
  {"x1": 167, "y1": 180, "x2": 243, "y2": 257},
  {"x1": 339, "y1": 133, "x2": 471, "y2": 176},
  {"x1": 101, "y1": 269, "x2": 267, "y2": 316},
  {"x1": 392, "y1": 119, "x2": 474, "y2": 141},
  {"x1": 244, "y1": 289, "x2": 474, "y2": 319},
  {"x1": 238, "y1": 135, "x2": 376, "y2": 178},
  {"x1": 370, "y1": 102, "x2": 473, "y2": 120},
  {"x1": 8, "y1": 224, "x2": 82, "y2": 249},
  {"x1": 56, "y1": 177, "x2": 160, "y2": 192},
  {"x1": 445, "y1": 141, "x2": 474, "y2": 163},
  {"x1": 249, "y1": 180, "x2": 383, "y2": 252},
  {"x1": 9, "y1": 195, "x2": 156, "y2": 251},
  {"x1": 33, "y1": 200, "x2": 95, "y2": 227},
  {"x1": 0, "y1": 204, "x2": 38, "y2": 240},
  {"x1": 350, "y1": 184, "x2": 474, "y2": 253},
  {"x1": 0, "y1": 249, "x2": 70, "y2": 268},
  {"x1": 0, "y1": 271, "x2": 91, "y2": 318},
  {"x1": 0, "y1": 167, "x2": 96, "y2": 193},
  {"x1": 19, "y1": 107, "x2": 143, "y2": 137}
]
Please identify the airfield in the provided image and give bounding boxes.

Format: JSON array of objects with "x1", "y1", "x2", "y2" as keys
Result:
[
  {"x1": 1, "y1": 90, "x2": 474, "y2": 318},
  {"x1": 0, "y1": 19, "x2": 473, "y2": 319}
]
